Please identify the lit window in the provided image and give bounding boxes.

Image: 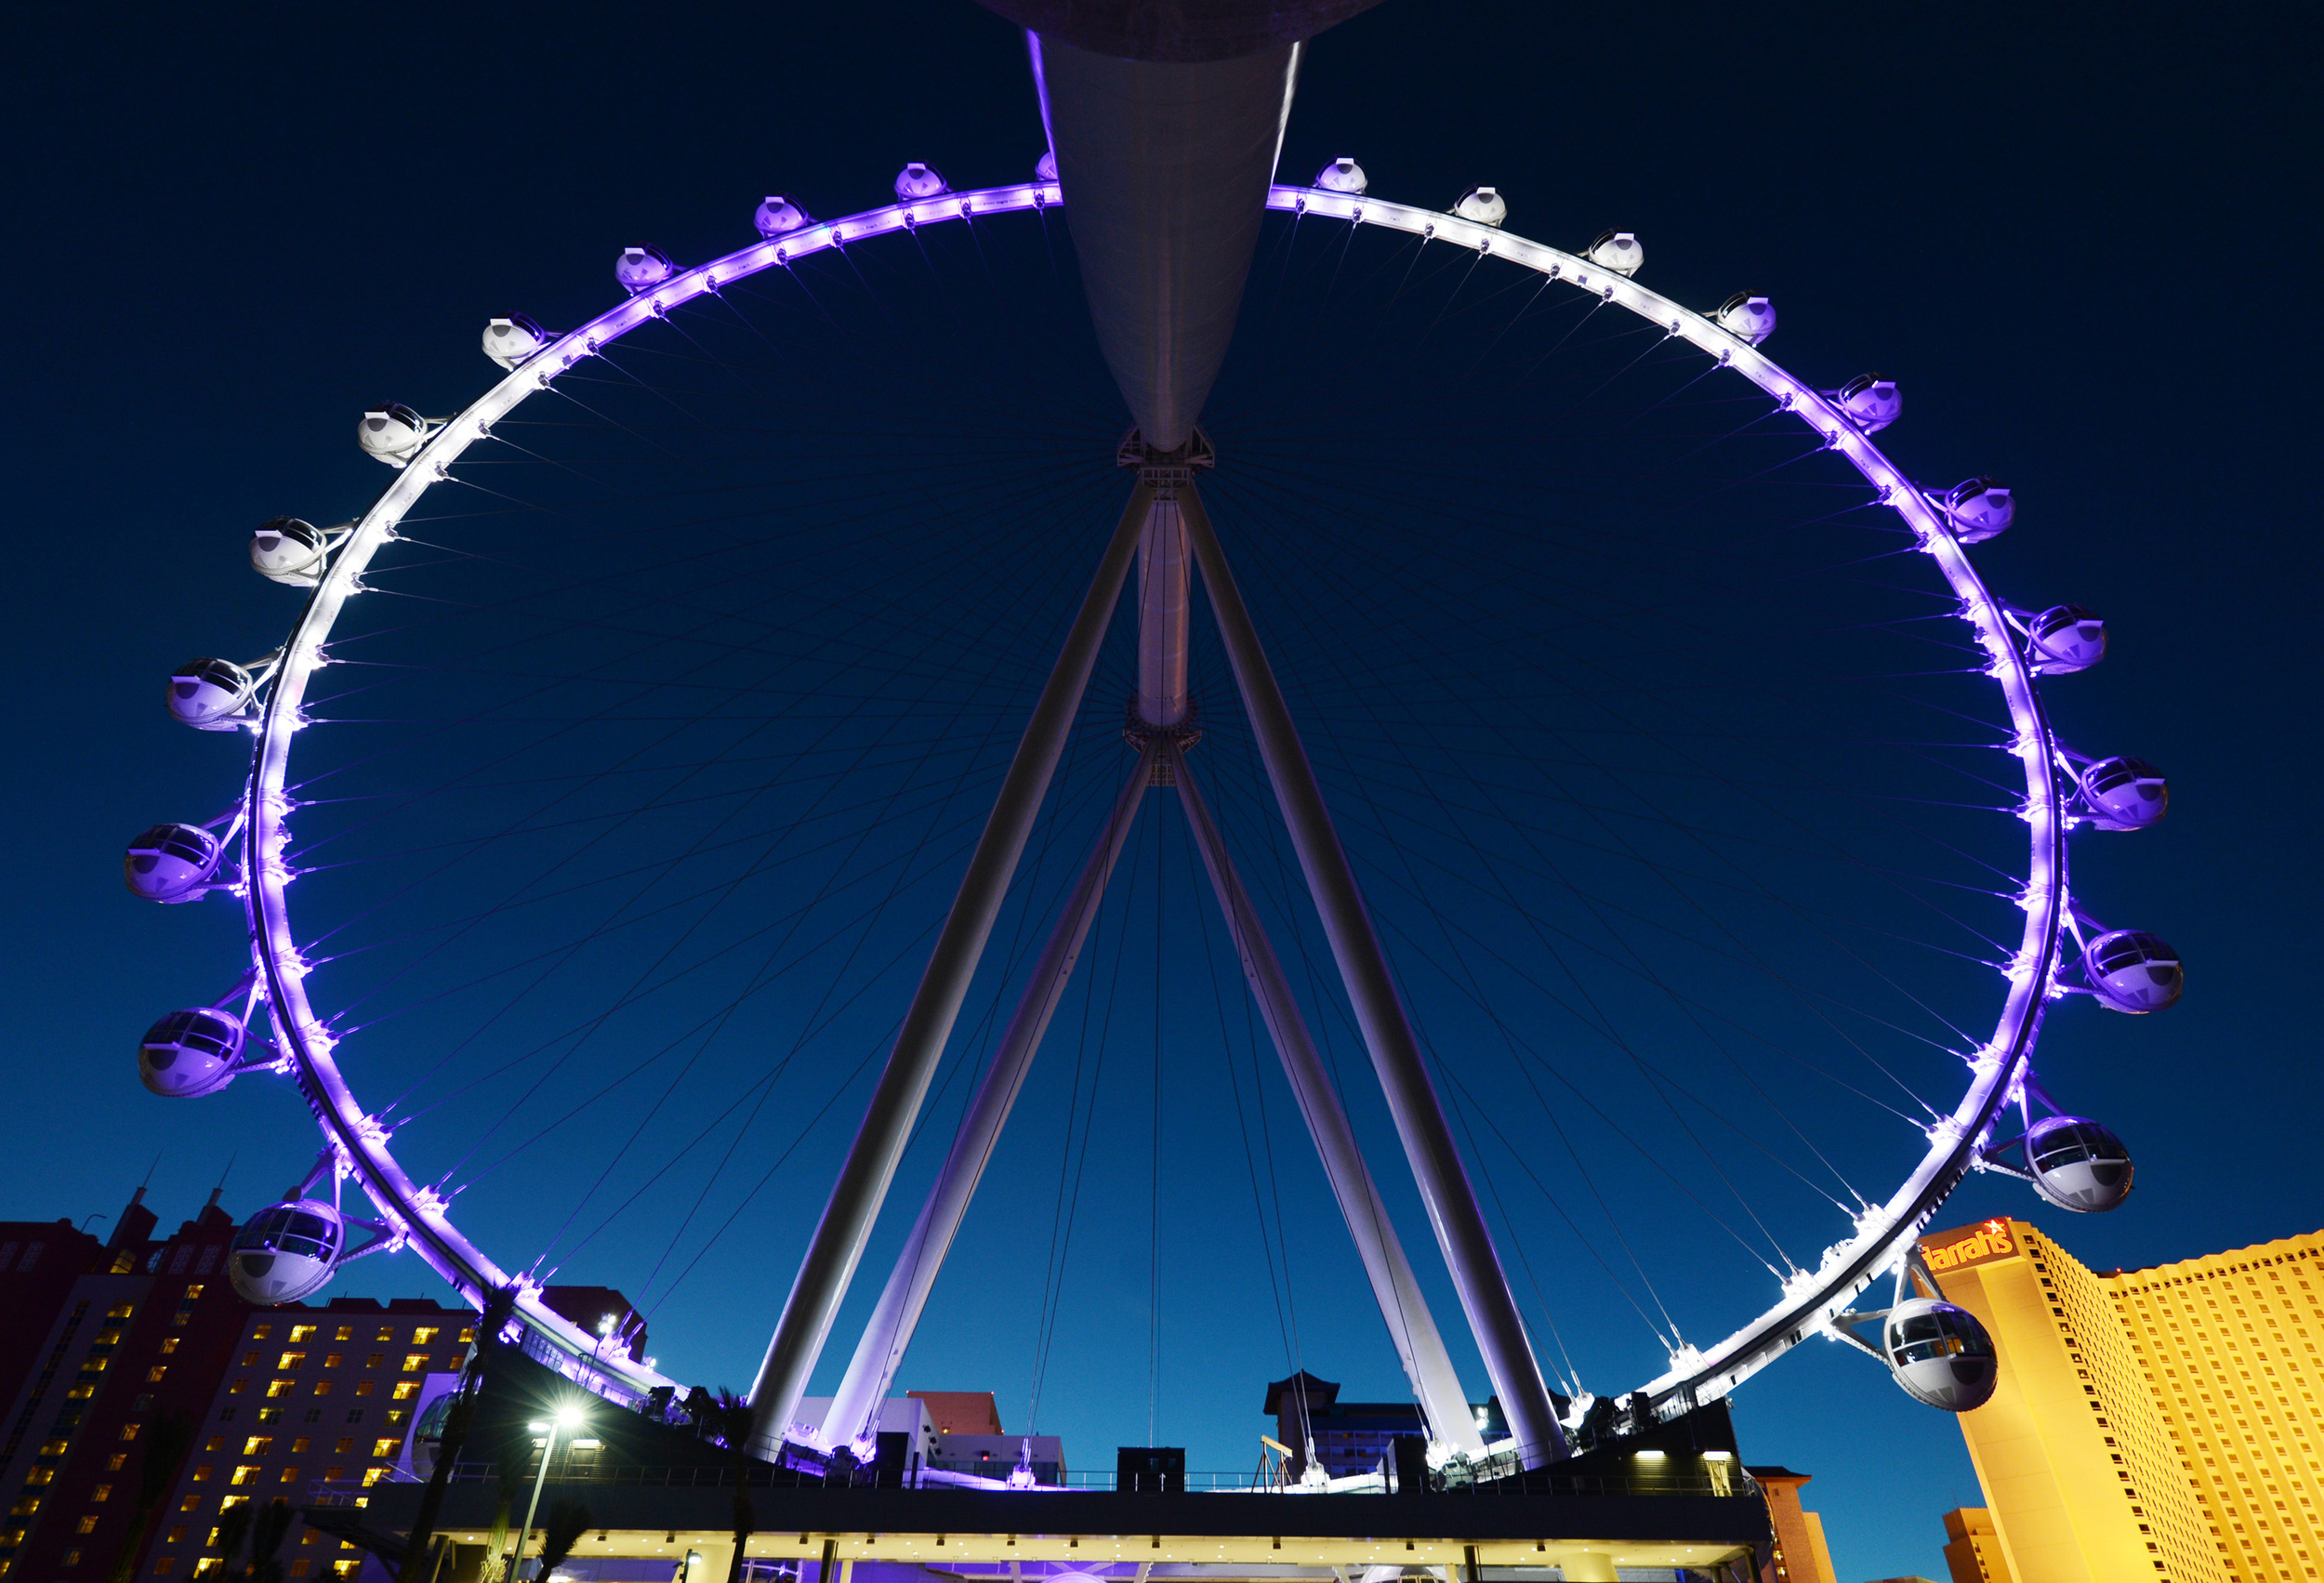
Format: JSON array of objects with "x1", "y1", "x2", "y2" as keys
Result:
[
  {"x1": 178, "y1": 1495, "x2": 202, "y2": 1511},
  {"x1": 324, "y1": 1467, "x2": 344, "y2": 1483},
  {"x1": 335, "y1": 1440, "x2": 355, "y2": 1456},
  {"x1": 456, "y1": 1328, "x2": 474, "y2": 1344},
  {"x1": 62, "y1": 1547, "x2": 82, "y2": 1564},
  {"x1": 352, "y1": 1383, "x2": 373, "y2": 1398},
  {"x1": 364, "y1": 1355, "x2": 384, "y2": 1370},
  {"x1": 413, "y1": 1328, "x2": 439, "y2": 1345},
  {"x1": 361, "y1": 1468, "x2": 388, "y2": 1487},
  {"x1": 162, "y1": 1338, "x2": 179, "y2": 1355},
  {"x1": 312, "y1": 1383, "x2": 331, "y2": 1399},
  {"x1": 291, "y1": 1439, "x2": 310, "y2": 1454},
  {"x1": 168, "y1": 1526, "x2": 188, "y2": 1544},
  {"x1": 288, "y1": 1326, "x2": 318, "y2": 1343},
  {"x1": 402, "y1": 1355, "x2": 429, "y2": 1374},
  {"x1": 390, "y1": 1384, "x2": 419, "y2": 1401},
  {"x1": 251, "y1": 1326, "x2": 271, "y2": 1340},
  {"x1": 278, "y1": 1469, "x2": 299, "y2": 1484},
  {"x1": 277, "y1": 1353, "x2": 308, "y2": 1371},
  {"x1": 323, "y1": 1354, "x2": 343, "y2": 1370},
  {"x1": 148, "y1": 1366, "x2": 169, "y2": 1383},
  {"x1": 229, "y1": 1380, "x2": 248, "y2": 1396},
  {"x1": 373, "y1": 1329, "x2": 392, "y2": 1343},
  {"x1": 334, "y1": 1327, "x2": 353, "y2": 1342},
  {"x1": 106, "y1": 1455, "x2": 126, "y2": 1472},
  {"x1": 156, "y1": 1560, "x2": 178, "y2": 1575},
  {"x1": 91, "y1": 1485, "x2": 111, "y2": 1502},
  {"x1": 267, "y1": 1380, "x2": 295, "y2": 1398},
  {"x1": 118, "y1": 1424, "x2": 139, "y2": 1442},
  {"x1": 230, "y1": 1467, "x2": 260, "y2": 1486},
  {"x1": 370, "y1": 1440, "x2": 398, "y2": 1458},
  {"x1": 243, "y1": 1438, "x2": 274, "y2": 1457},
  {"x1": 40, "y1": 1441, "x2": 67, "y2": 1457},
  {"x1": 78, "y1": 1516, "x2": 100, "y2": 1534}
]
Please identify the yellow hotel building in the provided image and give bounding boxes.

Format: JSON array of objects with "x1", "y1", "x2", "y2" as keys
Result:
[{"x1": 1921, "y1": 1216, "x2": 2324, "y2": 1583}]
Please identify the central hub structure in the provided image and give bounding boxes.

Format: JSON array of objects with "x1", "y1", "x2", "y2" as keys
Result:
[{"x1": 1120, "y1": 427, "x2": 1216, "y2": 759}]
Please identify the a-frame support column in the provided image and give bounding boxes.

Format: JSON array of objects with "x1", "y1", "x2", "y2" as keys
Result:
[
  {"x1": 1178, "y1": 480, "x2": 1568, "y2": 1467},
  {"x1": 744, "y1": 481, "x2": 1155, "y2": 1460},
  {"x1": 1169, "y1": 741, "x2": 1486, "y2": 1461},
  {"x1": 819, "y1": 736, "x2": 1162, "y2": 1453}
]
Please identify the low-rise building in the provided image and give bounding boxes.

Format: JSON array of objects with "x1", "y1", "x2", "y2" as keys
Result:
[
  {"x1": 1944, "y1": 1506, "x2": 2014, "y2": 1582},
  {"x1": 1748, "y1": 1467, "x2": 1837, "y2": 1583}
]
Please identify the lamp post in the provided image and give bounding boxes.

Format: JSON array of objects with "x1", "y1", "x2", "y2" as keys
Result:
[{"x1": 508, "y1": 1404, "x2": 584, "y2": 1583}]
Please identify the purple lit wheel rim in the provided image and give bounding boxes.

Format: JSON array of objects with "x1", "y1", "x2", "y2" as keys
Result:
[{"x1": 237, "y1": 181, "x2": 2067, "y2": 1414}]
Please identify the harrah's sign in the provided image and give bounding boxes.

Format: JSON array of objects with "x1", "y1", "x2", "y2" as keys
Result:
[{"x1": 1921, "y1": 1218, "x2": 2020, "y2": 1273}]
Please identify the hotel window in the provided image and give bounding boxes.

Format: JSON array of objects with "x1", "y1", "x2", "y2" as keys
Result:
[
  {"x1": 288, "y1": 1326, "x2": 318, "y2": 1343},
  {"x1": 334, "y1": 1327, "x2": 353, "y2": 1342},
  {"x1": 412, "y1": 1328, "x2": 439, "y2": 1345},
  {"x1": 276, "y1": 1353, "x2": 307, "y2": 1371}
]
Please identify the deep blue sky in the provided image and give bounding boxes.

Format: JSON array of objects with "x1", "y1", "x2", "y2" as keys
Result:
[{"x1": 6, "y1": 5, "x2": 2317, "y2": 1579}]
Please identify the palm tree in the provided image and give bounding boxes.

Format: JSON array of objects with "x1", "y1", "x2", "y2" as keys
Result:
[
  {"x1": 703, "y1": 1392, "x2": 757, "y2": 1583},
  {"x1": 535, "y1": 1499, "x2": 593, "y2": 1582},
  {"x1": 212, "y1": 1504, "x2": 255, "y2": 1579},
  {"x1": 245, "y1": 1500, "x2": 295, "y2": 1583},
  {"x1": 401, "y1": 1289, "x2": 517, "y2": 1583},
  {"x1": 104, "y1": 1409, "x2": 195, "y2": 1583}
]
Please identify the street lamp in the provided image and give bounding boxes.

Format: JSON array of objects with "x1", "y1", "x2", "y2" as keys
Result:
[{"x1": 508, "y1": 1404, "x2": 586, "y2": 1583}]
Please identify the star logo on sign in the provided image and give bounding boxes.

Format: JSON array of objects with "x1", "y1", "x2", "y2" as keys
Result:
[{"x1": 1984, "y1": 1219, "x2": 2008, "y2": 1236}]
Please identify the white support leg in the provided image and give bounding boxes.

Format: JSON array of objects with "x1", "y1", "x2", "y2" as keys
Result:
[
  {"x1": 1169, "y1": 741, "x2": 1486, "y2": 1460},
  {"x1": 1178, "y1": 480, "x2": 1567, "y2": 1466},
  {"x1": 745, "y1": 481, "x2": 1156, "y2": 1459}
]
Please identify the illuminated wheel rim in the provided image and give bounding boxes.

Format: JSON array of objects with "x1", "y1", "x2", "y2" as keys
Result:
[{"x1": 226, "y1": 179, "x2": 2068, "y2": 1414}]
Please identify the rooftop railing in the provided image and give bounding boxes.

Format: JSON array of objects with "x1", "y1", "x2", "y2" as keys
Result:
[{"x1": 350, "y1": 1460, "x2": 1752, "y2": 1500}]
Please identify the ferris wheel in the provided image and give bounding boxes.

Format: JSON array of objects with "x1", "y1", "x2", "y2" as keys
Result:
[{"x1": 125, "y1": 35, "x2": 2181, "y2": 1477}]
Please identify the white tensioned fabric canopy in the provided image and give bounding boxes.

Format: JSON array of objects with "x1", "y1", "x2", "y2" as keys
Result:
[{"x1": 239, "y1": 179, "x2": 2067, "y2": 1416}]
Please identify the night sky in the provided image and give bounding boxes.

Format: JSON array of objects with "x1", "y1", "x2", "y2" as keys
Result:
[{"x1": 7, "y1": 5, "x2": 2317, "y2": 1579}]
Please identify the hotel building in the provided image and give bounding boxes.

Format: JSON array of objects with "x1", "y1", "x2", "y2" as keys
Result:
[{"x1": 1924, "y1": 1216, "x2": 2324, "y2": 1583}]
